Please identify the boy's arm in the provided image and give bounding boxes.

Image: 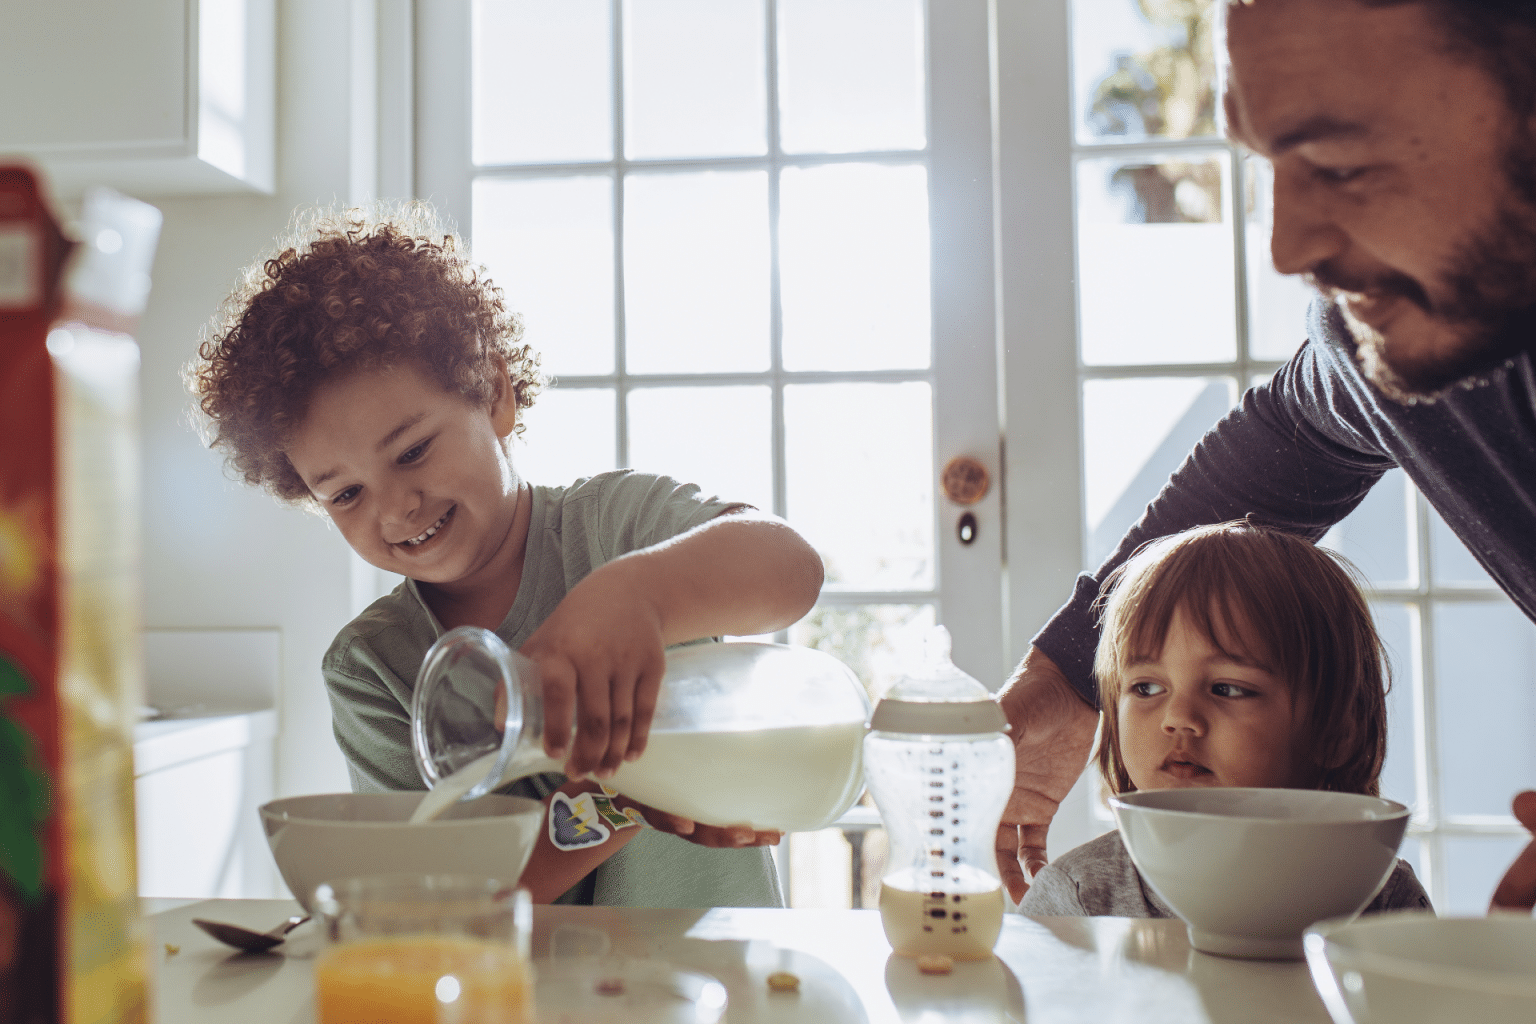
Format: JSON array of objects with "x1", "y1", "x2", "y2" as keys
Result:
[
  {"x1": 615, "y1": 509, "x2": 824, "y2": 644},
  {"x1": 522, "y1": 509, "x2": 824, "y2": 779},
  {"x1": 521, "y1": 777, "x2": 783, "y2": 904}
]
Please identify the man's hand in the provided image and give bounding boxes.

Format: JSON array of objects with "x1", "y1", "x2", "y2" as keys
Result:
[
  {"x1": 519, "y1": 563, "x2": 667, "y2": 780},
  {"x1": 1490, "y1": 790, "x2": 1536, "y2": 913},
  {"x1": 993, "y1": 646, "x2": 1100, "y2": 904}
]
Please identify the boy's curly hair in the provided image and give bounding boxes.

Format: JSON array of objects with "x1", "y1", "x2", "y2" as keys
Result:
[{"x1": 188, "y1": 202, "x2": 541, "y2": 507}]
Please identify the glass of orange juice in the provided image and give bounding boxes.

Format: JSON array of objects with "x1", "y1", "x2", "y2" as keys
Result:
[{"x1": 313, "y1": 874, "x2": 533, "y2": 1024}]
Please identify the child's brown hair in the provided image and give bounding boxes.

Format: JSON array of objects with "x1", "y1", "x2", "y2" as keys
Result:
[
  {"x1": 188, "y1": 202, "x2": 541, "y2": 508},
  {"x1": 1093, "y1": 521, "x2": 1389, "y2": 796}
]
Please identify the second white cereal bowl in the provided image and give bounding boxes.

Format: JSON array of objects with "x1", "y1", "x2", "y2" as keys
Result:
[
  {"x1": 1109, "y1": 788, "x2": 1409, "y2": 960},
  {"x1": 1305, "y1": 913, "x2": 1536, "y2": 1024}
]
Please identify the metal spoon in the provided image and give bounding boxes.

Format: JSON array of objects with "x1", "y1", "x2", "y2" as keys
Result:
[{"x1": 192, "y1": 914, "x2": 310, "y2": 953}]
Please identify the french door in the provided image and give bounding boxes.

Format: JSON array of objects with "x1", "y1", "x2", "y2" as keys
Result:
[{"x1": 415, "y1": 0, "x2": 1007, "y2": 907}]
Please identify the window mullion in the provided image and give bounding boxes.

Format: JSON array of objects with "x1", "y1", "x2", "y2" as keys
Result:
[
  {"x1": 764, "y1": 0, "x2": 791, "y2": 762},
  {"x1": 1231, "y1": 149, "x2": 1252, "y2": 381},
  {"x1": 1079, "y1": 360, "x2": 1284, "y2": 379},
  {"x1": 766, "y1": 0, "x2": 787, "y2": 522},
  {"x1": 611, "y1": 0, "x2": 629, "y2": 468},
  {"x1": 1073, "y1": 136, "x2": 1228, "y2": 159},
  {"x1": 1412, "y1": 487, "x2": 1447, "y2": 907}
]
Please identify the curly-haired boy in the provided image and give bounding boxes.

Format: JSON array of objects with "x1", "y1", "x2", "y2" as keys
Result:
[{"x1": 190, "y1": 203, "x2": 823, "y2": 907}]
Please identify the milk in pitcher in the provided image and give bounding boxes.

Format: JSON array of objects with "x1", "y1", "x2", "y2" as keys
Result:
[
  {"x1": 410, "y1": 630, "x2": 871, "y2": 833},
  {"x1": 414, "y1": 720, "x2": 865, "y2": 832}
]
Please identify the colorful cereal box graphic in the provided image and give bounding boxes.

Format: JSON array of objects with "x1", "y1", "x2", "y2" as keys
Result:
[{"x1": 1, "y1": 166, "x2": 161, "y2": 1024}]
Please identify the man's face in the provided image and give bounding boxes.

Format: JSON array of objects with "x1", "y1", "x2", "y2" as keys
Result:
[{"x1": 1225, "y1": 0, "x2": 1536, "y2": 401}]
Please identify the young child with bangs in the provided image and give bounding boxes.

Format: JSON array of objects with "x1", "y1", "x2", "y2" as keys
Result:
[
  {"x1": 189, "y1": 203, "x2": 824, "y2": 908},
  {"x1": 1018, "y1": 520, "x2": 1431, "y2": 917}
]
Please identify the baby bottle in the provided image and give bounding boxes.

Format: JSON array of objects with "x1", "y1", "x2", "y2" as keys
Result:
[
  {"x1": 410, "y1": 626, "x2": 870, "y2": 832},
  {"x1": 865, "y1": 627, "x2": 1014, "y2": 961}
]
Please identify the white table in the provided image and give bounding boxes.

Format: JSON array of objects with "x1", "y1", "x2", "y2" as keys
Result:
[{"x1": 147, "y1": 899, "x2": 1333, "y2": 1023}]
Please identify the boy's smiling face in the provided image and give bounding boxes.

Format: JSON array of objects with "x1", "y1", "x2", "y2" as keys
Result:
[
  {"x1": 1116, "y1": 605, "x2": 1309, "y2": 792},
  {"x1": 285, "y1": 360, "x2": 523, "y2": 589}
]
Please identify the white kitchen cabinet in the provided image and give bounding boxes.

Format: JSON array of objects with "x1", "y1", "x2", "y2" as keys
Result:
[
  {"x1": 0, "y1": 0, "x2": 274, "y2": 197},
  {"x1": 134, "y1": 628, "x2": 283, "y2": 898},
  {"x1": 134, "y1": 710, "x2": 279, "y2": 899}
]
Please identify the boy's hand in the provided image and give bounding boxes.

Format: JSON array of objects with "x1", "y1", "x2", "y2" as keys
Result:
[
  {"x1": 520, "y1": 564, "x2": 668, "y2": 779},
  {"x1": 630, "y1": 799, "x2": 784, "y2": 849}
]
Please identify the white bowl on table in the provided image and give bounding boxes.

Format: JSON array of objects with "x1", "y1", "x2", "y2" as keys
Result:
[
  {"x1": 1305, "y1": 913, "x2": 1536, "y2": 1023},
  {"x1": 1109, "y1": 788, "x2": 1409, "y2": 960},
  {"x1": 259, "y1": 792, "x2": 543, "y2": 911}
]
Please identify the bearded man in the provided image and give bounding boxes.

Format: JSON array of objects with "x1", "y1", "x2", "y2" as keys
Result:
[{"x1": 998, "y1": 0, "x2": 1536, "y2": 912}]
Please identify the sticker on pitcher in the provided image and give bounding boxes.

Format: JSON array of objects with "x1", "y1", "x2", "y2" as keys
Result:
[{"x1": 548, "y1": 792, "x2": 610, "y2": 850}]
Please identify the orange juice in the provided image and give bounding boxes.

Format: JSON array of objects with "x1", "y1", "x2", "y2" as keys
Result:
[{"x1": 315, "y1": 935, "x2": 533, "y2": 1024}]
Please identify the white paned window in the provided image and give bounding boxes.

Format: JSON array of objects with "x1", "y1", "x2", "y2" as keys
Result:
[
  {"x1": 419, "y1": 0, "x2": 1002, "y2": 910},
  {"x1": 412, "y1": 0, "x2": 1529, "y2": 915}
]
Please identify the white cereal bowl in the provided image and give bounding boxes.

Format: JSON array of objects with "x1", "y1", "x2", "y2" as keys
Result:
[
  {"x1": 1305, "y1": 913, "x2": 1536, "y2": 1024},
  {"x1": 1109, "y1": 788, "x2": 1409, "y2": 960},
  {"x1": 259, "y1": 792, "x2": 543, "y2": 912}
]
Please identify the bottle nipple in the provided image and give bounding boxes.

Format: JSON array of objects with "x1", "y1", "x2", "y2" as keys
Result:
[
  {"x1": 923, "y1": 625, "x2": 952, "y2": 666},
  {"x1": 885, "y1": 626, "x2": 988, "y2": 704}
]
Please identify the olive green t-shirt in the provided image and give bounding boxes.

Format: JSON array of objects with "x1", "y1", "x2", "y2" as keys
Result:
[{"x1": 322, "y1": 470, "x2": 783, "y2": 909}]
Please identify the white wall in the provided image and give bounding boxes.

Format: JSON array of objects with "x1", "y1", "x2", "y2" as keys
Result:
[{"x1": 133, "y1": 0, "x2": 394, "y2": 798}]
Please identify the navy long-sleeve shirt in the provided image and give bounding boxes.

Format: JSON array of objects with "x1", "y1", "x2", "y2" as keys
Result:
[{"x1": 1033, "y1": 299, "x2": 1536, "y2": 705}]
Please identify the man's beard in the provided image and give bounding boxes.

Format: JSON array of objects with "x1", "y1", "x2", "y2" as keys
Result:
[{"x1": 1310, "y1": 132, "x2": 1536, "y2": 404}]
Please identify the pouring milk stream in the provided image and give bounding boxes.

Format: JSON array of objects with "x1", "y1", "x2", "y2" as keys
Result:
[{"x1": 408, "y1": 627, "x2": 870, "y2": 831}]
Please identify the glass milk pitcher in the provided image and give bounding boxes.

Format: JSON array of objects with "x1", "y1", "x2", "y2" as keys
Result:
[
  {"x1": 865, "y1": 628, "x2": 1014, "y2": 961},
  {"x1": 410, "y1": 626, "x2": 870, "y2": 832}
]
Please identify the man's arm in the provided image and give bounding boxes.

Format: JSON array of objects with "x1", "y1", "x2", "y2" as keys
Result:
[
  {"x1": 1037, "y1": 342, "x2": 1398, "y2": 703},
  {"x1": 999, "y1": 337, "x2": 1398, "y2": 898}
]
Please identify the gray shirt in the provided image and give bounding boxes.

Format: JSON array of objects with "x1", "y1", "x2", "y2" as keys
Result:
[
  {"x1": 1018, "y1": 829, "x2": 1432, "y2": 918},
  {"x1": 322, "y1": 470, "x2": 783, "y2": 909}
]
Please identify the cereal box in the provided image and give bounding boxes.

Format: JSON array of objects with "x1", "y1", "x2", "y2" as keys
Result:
[{"x1": 0, "y1": 167, "x2": 161, "y2": 1024}]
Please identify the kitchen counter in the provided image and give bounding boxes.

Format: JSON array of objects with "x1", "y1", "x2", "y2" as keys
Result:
[{"x1": 147, "y1": 899, "x2": 1333, "y2": 1023}]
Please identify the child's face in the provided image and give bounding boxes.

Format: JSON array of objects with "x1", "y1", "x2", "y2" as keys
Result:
[
  {"x1": 1116, "y1": 605, "x2": 1310, "y2": 792},
  {"x1": 285, "y1": 361, "x2": 521, "y2": 587}
]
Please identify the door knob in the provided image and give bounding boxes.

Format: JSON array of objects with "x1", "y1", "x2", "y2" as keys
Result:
[{"x1": 941, "y1": 456, "x2": 989, "y2": 505}]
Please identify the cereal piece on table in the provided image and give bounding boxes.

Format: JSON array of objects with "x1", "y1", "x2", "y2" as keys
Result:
[
  {"x1": 164, "y1": 943, "x2": 180, "y2": 956},
  {"x1": 767, "y1": 971, "x2": 800, "y2": 993},
  {"x1": 916, "y1": 954, "x2": 954, "y2": 975},
  {"x1": 594, "y1": 977, "x2": 626, "y2": 996}
]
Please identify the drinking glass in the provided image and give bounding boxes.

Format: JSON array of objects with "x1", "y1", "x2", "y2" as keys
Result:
[{"x1": 313, "y1": 875, "x2": 533, "y2": 1024}]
